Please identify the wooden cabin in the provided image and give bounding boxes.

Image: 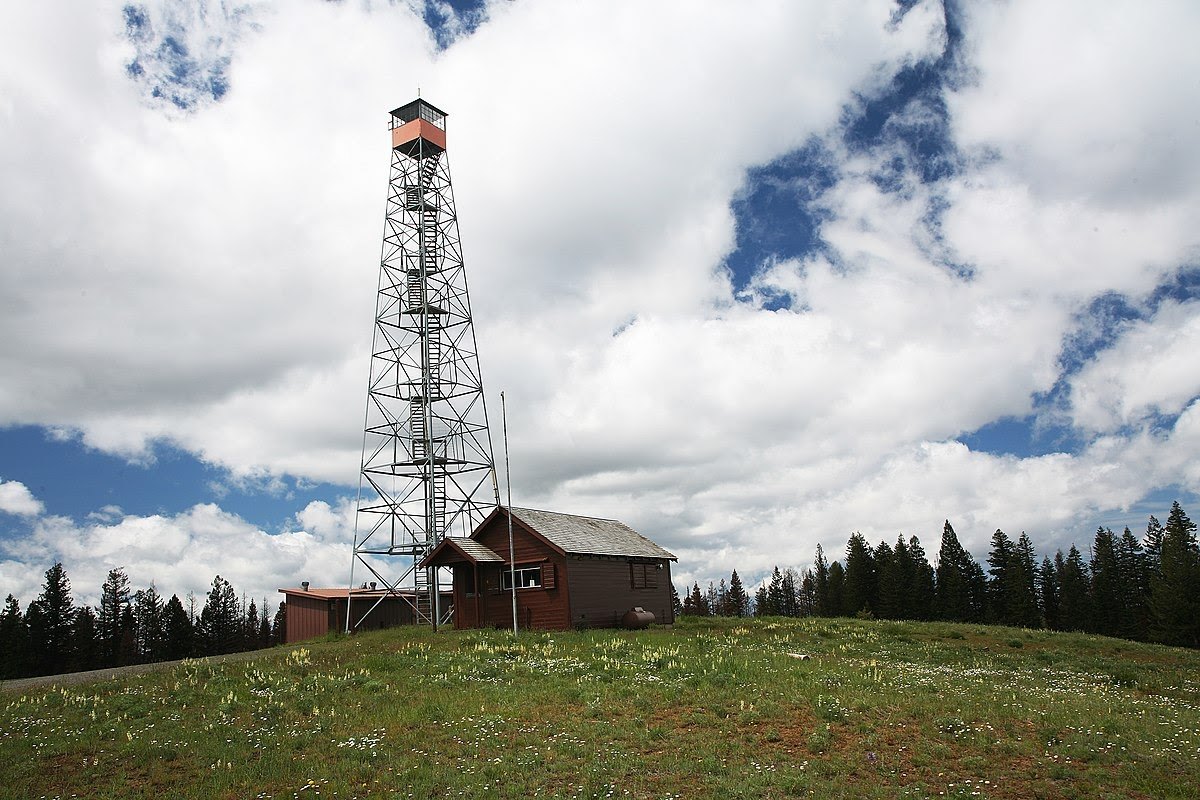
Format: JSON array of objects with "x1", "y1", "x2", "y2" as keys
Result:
[{"x1": 419, "y1": 506, "x2": 677, "y2": 630}]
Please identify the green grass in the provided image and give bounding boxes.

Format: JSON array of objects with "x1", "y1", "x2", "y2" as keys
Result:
[{"x1": 3, "y1": 617, "x2": 1199, "y2": 799}]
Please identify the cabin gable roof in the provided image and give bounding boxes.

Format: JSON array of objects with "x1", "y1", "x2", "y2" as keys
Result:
[{"x1": 474, "y1": 507, "x2": 676, "y2": 561}]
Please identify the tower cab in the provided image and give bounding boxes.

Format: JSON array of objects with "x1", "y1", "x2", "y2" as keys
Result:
[{"x1": 390, "y1": 99, "x2": 447, "y2": 157}]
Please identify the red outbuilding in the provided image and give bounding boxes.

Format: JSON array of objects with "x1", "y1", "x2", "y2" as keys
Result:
[{"x1": 277, "y1": 585, "x2": 451, "y2": 644}]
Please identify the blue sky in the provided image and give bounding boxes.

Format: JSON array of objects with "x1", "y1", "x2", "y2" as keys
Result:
[
  {"x1": 0, "y1": 425, "x2": 338, "y2": 528},
  {"x1": 2, "y1": 0, "x2": 1199, "y2": 607}
]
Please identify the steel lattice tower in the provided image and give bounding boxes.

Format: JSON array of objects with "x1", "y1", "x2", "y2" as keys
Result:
[{"x1": 349, "y1": 99, "x2": 498, "y2": 630}]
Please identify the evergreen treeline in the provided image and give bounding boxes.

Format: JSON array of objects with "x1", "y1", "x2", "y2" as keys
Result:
[
  {"x1": 0, "y1": 566, "x2": 289, "y2": 680},
  {"x1": 679, "y1": 501, "x2": 1200, "y2": 649}
]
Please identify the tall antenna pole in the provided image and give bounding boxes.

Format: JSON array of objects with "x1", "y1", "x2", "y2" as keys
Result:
[{"x1": 501, "y1": 391, "x2": 517, "y2": 635}]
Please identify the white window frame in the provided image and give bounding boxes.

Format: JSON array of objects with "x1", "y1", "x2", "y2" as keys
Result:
[{"x1": 501, "y1": 565, "x2": 543, "y2": 591}]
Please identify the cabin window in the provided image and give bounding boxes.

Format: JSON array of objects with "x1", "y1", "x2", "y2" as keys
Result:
[
  {"x1": 631, "y1": 562, "x2": 659, "y2": 589},
  {"x1": 501, "y1": 565, "x2": 543, "y2": 591}
]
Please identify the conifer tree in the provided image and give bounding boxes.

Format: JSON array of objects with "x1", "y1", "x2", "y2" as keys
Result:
[
  {"x1": 986, "y1": 529, "x2": 1015, "y2": 624},
  {"x1": 23, "y1": 601, "x2": 47, "y2": 673},
  {"x1": 71, "y1": 606, "x2": 99, "y2": 672},
  {"x1": 117, "y1": 605, "x2": 138, "y2": 665},
  {"x1": 798, "y1": 570, "x2": 817, "y2": 616},
  {"x1": 1116, "y1": 527, "x2": 1149, "y2": 638},
  {"x1": 826, "y1": 561, "x2": 845, "y2": 617},
  {"x1": 727, "y1": 570, "x2": 750, "y2": 617},
  {"x1": 984, "y1": 529, "x2": 1038, "y2": 627},
  {"x1": 936, "y1": 522, "x2": 977, "y2": 622},
  {"x1": 271, "y1": 600, "x2": 287, "y2": 644},
  {"x1": 1089, "y1": 527, "x2": 1123, "y2": 637},
  {"x1": 1149, "y1": 501, "x2": 1200, "y2": 647},
  {"x1": 162, "y1": 594, "x2": 193, "y2": 659},
  {"x1": 199, "y1": 575, "x2": 242, "y2": 655},
  {"x1": 1144, "y1": 515, "x2": 1165, "y2": 576},
  {"x1": 876, "y1": 537, "x2": 908, "y2": 620},
  {"x1": 966, "y1": 559, "x2": 988, "y2": 622},
  {"x1": 133, "y1": 584, "x2": 165, "y2": 662},
  {"x1": 245, "y1": 599, "x2": 260, "y2": 650},
  {"x1": 765, "y1": 567, "x2": 784, "y2": 616},
  {"x1": 98, "y1": 567, "x2": 131, "y2": 668},
  {"x1": 670, "y1": 584, "x2": 682, "y2": 619},
  {"x1": 689, "y1": 583, "x2": 709, "y2": 616},
  {"x1": 780, "y1": 568, "x2": 800, "y2": 617},
  {"x1": 1038, "y1": 556, "x2": 1059, "y2": 629},
  {"x1": 842, "y1": 532, "x2": 877, "y2": 616},
  {"x1": 1011, "y1": 532, "x2": 1041, "y2": 628},
  {"x1": 26, "y1": 562, "x2": 76, "y2": 676},
  {"x1": 257, "y1": 599, "x2": 271, "y2": 648},
  {"x1": 0, "y1": 594, "x2": 29, "y2": 679},
  {"x1": 907, "y1": 535, "x2": 936, "y2": 621},
  {"x1": 706, "y1": 581, "x2": 720, "y2": 616},
  {"x1": 813, "y1": 545, "x2": 831, "y2": 616},
  {"x1": 1056, "y1": 547, "x2": 1090, "y2": 631},
  {"x1": 753, "y1": 585, "x2": 769, "y2": 616}
]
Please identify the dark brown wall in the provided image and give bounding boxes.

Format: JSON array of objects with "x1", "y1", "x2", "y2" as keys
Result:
[
  {"x1": 471, "y1": 517, "x2": 572, "y2": 631},
  {"x1": 567, "y1": 556, "x2": 674, "y2": 629},
  {"x1": 340, "y1": 595, "x2": 417, "y2": 633},
  {"x1": 283, "y1": 593, "x2": 447, "y2": 643}
]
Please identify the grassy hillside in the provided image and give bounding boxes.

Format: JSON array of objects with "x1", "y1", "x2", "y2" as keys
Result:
[{"x1": 2, "y1": 616, "x2": 1198, "y2": 799}]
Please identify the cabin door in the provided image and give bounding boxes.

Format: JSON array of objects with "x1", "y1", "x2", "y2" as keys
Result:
[{"x1": 455, "y1": 564, "x2": 480, "y2": 629}]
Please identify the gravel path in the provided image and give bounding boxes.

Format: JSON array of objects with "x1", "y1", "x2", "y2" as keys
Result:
[{"x1": 0, "y1": 647, "x2": 282, "y2": 693}]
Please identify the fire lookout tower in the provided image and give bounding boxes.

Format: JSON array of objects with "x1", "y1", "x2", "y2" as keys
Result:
[{"x1": 348, "y1": 99, "x2": 498, "y2": 630}]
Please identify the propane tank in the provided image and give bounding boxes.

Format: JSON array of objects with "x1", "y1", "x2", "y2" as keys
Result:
[{"x1": 621, "y1": 607, "x2": 655, "y2": 629}]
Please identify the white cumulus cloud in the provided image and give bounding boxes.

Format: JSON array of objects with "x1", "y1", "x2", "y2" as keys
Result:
[
  {"x1": 1, "y1": 0, "x2": 1198, "y2": 595},
  {"x1": 0, "y1": 498, "x2": 357, "y2": 609},
  {"x1": 1069, "y1": 300, "x2": 1200, "y2": 433},
  {"x1": 0, "y1": 480, "x2": 45, "y2": 517}
]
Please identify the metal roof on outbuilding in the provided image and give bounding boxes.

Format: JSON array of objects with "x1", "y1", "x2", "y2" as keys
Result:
[
  {"x1": 278, "y1": 587, "x2": 399, "y2": 599},
  {"x1": 507, "y1": 507, "x2": 677, "y2": 560}
]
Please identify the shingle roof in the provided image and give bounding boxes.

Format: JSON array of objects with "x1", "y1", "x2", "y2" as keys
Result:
[
  {"x1": 507, "y1": 507, "x2": 676, "y2": 560},
  {"x1": 446, "y1": 537, "x2": 504, "y2": 562},
  {"x1": 417, "y1": 537, "x2": 504, "y2": 568}
]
